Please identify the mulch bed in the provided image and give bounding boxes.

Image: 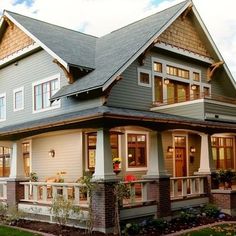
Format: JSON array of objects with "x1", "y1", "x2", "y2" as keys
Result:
[{"x1": 12, "y1": 215, "x2": 236, "y2": 236}]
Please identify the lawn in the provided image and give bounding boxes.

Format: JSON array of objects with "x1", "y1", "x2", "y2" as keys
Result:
[
  {"x1": 0, "y1": 225, "x2": 41, "y2": 236},
  {"x1": 182, "y1": 223, "x2": 236, "y2": 236}
]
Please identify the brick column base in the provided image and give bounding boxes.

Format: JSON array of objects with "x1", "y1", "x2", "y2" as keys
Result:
[
  {"x1": 7, "y1": 179, "x2": 25, "y2": 207},
  {"x1": 157, "y1": 177, "x2": 171, "y2": 217},
  {"x1": 91, "y1": 181, "x2": 116, "y2": 234}
]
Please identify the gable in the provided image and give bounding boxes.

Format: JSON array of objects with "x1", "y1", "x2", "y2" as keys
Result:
[
  {"x1": 158, "y1": 13, "x2": 211, "y2": 58},
  {"x1": 0, "y1": 19, "x2": 34, "y2": 60}
]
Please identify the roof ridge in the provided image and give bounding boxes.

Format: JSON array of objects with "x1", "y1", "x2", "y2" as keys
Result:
[
  {"x1": 104, "y1": 0, "x2": 189, "y2": 36},
  {"x1": 4, "y1": 10, "x2": 98, "y2": 39}
]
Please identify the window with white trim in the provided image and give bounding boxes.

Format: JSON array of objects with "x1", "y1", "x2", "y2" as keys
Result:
[
  {"x1": 0, "y1": 94, "x2": 6, "y2": 121},
  {"x1": 138, "y1": 68, "x2": 151, "y2": 87},
  {"x1": 13, "y1": 87, "x2": 24, "y2": 111},
  {"x1": 33, "y1": 75, "x2": 60, "y2": 112}
]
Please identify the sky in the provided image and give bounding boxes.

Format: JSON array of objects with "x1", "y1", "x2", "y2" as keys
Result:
[{"x1": 0, "y1": 0, "x2": 236, "y2": 80}]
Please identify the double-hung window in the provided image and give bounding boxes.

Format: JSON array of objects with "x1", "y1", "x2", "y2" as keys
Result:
[
  {"x1": 33, "y1": 75, "x2": 60, "y2": 112},
  {"x1": 0, "y1": 93, "x2": 6, "y2": 121},
  {"x1": 13, "y1": 87, "x2": 24, "y2": 111}
]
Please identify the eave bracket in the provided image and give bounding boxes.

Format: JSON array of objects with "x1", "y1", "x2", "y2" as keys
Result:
[
  {"x1": 207, "y1": 61, "x2": 224, "y2": 82},
  {"x1": 3, "y1": 16, "x2": 14, "y2": 29},
  {"x1": 53, "y1": 59, "x2": 74, "y2": 84},
  {"x1": 182, "y1": 3, "x2": 193, "y2": 21}
]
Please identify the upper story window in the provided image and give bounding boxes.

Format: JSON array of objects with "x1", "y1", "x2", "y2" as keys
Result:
[
  {"x1": 22, "y1": 142, "x2": 30, "y2": 177},
  {"x1": 154, "y1": 62, "x2": 162, "y2": 72},
  {"x1": 0, "y1": 147, "x2": 10, "y2": 177},
  {"x1": 0, "y1": 93, "x2": 6, "y2": 121},
  {"x1": 193, "y1": 72, "x2": 200, "y2": 82},
  {"x1": 33, "y1": 74, "x2": 60, "y2": 113},
  {"x1": 166, "y1": 65, "x2": 189, "y2": 79},
  {"x1": 13, "y1": 87, "x2": 24, "y2": 112},
  {"x1": 138, "y1": 68, "x2": 151, "y2": 87}
]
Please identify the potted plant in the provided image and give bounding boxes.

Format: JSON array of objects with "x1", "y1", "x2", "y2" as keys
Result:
[
  {"x1": 113, "y1": 157, "x2": 121, "y2": 170},
  {"x1": 218, "y1": 169, "x2": 236, "y2": 189}
]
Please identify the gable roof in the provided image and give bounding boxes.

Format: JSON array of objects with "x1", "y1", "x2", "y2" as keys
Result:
[
  {"x1": 53, "y1": 0, "x2": 191, "y2": 99},
  {"x1": 4, "y1": 10, "x2": 97, "y2": 70}
]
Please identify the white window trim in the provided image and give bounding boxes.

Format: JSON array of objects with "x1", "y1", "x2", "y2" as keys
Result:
[
  {"x1": 137, "y1": 68, "x2": 152, "y2": 87},
  {"x1": 32, "y1": 73, "x2": 61, "y2": 114},
  {"x1": 0, "y1": 93, "x2": 6, "y2": 122},
  {"x1": 13, "y1": 87, "x2": 24, "y2": 112},
  {"x1": 125, "y1": 130, "x2": 149, "y2": 171}
]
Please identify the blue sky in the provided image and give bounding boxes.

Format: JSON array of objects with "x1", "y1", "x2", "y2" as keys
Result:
[{"x1": 0, "y1": 0, "x2": 236, "y2": 80}]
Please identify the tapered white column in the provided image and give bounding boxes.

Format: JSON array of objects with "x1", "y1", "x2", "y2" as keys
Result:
[
  {"x1": 9, "y1": 141, "x2": 25, "y2": 179},
  {"x1": 145, "y1": 131, "x2": 168, "y2": 178},
  {"x1": 93, "y1": 129, "x2": 116, "y2": 180},
  {"x1": 198, "y1": 134, "x2": 215, "y2": 174}
]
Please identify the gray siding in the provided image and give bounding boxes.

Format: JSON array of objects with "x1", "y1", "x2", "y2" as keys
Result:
[
  {"x1": 153, "y1": 102, "x2": 205, "y2": 120},
  {"x1": 107, "y1": 57, "x2": 152, "y2": 110},
  {"x1": 0, "y1": 50, "x2": 103, "y2": 128},
  {"x1": 205, "y1": 101, "x2": 236, "y2": 117}
]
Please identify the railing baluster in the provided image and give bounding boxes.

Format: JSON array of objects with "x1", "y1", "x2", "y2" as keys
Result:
[
  {"x1": 190, "y1": 178, "x2": 196, "y2": 194},
  {"x1": 24, "y1": 184, "x2": 29, "y2": 200},
  {"x1": 199, "y1": 177, "x2": 204, "y2": 194},
  {"x1": 33, "y1": 185, "x2": 39, "y2": 201},
  {"x1": 142, "y1": 182, "x2": 147, "y2": 202},
  {"x1": 182, "y1": 179, "x2": 187, "y2": 197},
  {"x1": 63, "y1": 186, "x2": 68, "y2": 200},
  {"x1": 41, "y1": 185, "x2": 47, "y2": 201},
  {"x1": 74, "y1": 186, "x2": 80, "y2": 204}
]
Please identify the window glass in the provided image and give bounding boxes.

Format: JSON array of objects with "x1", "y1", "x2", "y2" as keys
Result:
[
  {"x1": 14, "y1": 90, "x2": 23, "y2": 110},
  {"x1": 127, "y1": 134, "x2": 147, "y2": 168},
  {"x1": 153, "y1": 62, "x2": 162, "y2": 72},
  {"x1": 193, "y1": 72, "x2": 200, "y2": 82},
  {"x1": 167, "y1": 65, "x2": 189, "y2": 79},
  {"x1": 0, "y1": 96, "x2": 5, "y2": 120},
  {"x1": 0, "y1": 147, "x2": 10, "y2": 177},
  {"x1": 34, "y1": 78, "x2": 59, "y2": 111},
  {"x1": 203, "y1": 87, "x2": 210, "y2": 97},
  {"x1": 154, "y1": 76, "x2": 163, "y2": 103},
  {"x1": 167, "y1": 81, "x2": 189, "y2": 104},
  {"x1": 22, "y1": 142, "x2": 30, "y2": 177},
  {"x1": 139, "y1": 72, "x2": 150, "y2": 85}
]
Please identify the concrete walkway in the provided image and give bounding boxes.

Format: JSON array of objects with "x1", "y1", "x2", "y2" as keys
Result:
[{"x1": 166, "y1": 221, "x2": 236, "y2": 236}]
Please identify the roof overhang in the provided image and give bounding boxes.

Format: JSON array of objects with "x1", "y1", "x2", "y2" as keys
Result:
[{"x1": 0, "y1": 106, "x2": 235, "y2": 140}]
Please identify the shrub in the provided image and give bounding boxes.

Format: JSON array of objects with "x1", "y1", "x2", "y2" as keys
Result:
[
  {"x1": 179, "y1": 208, "x2": 199, "y2": 223},
  {"x1": 202, "y1": 204, "x2": 220, "y2": 218},
  {"x1": 5, "y1": 206, "x2": 25, "y2": 226},
  {"x1": 148, "y1": 218, "x2": 167, "y2": 231},
  {"x1": 123, "y1": 222, "x2": 141, "y2": 235}
]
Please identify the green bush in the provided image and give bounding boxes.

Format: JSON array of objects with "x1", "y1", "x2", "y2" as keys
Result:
[
  {"x1": 123, "y1": 222, "x2": 141, "y2": 235},
  {"x1": 179, "y1": 208, "x2": 198, "y2": 223},
  {"x1": 202, "y1": 204, "x2": 220, "y2": 218},
  {"x1": 148, "y1": 218, "x2": 167, "y2": 230}
]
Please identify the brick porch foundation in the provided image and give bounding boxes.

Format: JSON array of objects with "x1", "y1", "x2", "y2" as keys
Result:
[{"x1": 7, "y1": 179, "x2": 25, "y2": 207}]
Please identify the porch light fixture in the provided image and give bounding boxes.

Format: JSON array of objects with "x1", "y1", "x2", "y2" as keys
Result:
[
  {"x1": 191, "y1": 84, "x2": 197, "y2": 90},
  {"x1": 190, "y1": 146, "x2": 196, "y2": 153},
  {"x1": 167, "y1": 146, "x2": 174, "y2": 153},
  {"x1": 48, "y1": 149, "x2": 55, "y2": 158},
  {"x1": 164, "y1": 79, "x2": 170, "y2": 85}
]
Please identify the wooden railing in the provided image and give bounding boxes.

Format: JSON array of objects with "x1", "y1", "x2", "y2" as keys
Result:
[
  {"x1": 120, "y1": 180, "x2": 155, "y2": 207},
  {"x1": 20, "y1": 182, "x2": 89, "y2": 207},
  {"x1": 170, "y1": 176, "x2": 206, "y2": 199},
  {"x1": 0, "y1": 181, "x2": 7, "y2": 200},
  {"x1": 152, "y1": 92, "x2": 236, "y2": 107}
]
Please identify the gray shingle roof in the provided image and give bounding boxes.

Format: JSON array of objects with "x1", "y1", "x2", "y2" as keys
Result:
[
  {"x1": 6, "y1": 11, "x2": 97, "y2": 69},
  {"x1": 5, "y1": 0, "x2": 190, "y2": 98}
]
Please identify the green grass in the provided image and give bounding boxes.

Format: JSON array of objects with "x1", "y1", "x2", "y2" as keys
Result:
[
  {"x1": 0, "y1": 225, "x2": 41, "y2": 236},
  {"x1": 182, "y1": 223, "x2": 236, "y2": 236}
]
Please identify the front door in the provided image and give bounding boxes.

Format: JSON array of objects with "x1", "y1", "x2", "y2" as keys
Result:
[{"x1": 175, "y1": 147, "x2": 187, "y2": 177}]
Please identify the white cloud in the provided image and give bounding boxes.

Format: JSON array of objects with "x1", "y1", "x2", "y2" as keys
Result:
[{"x1": 0, "y1": 0, "x2": 236, "y2": 80}]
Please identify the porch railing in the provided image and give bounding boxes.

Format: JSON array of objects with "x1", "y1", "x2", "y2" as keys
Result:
[
  {"x1": 170, "y1": 176, "x2": 206, "y2": 199},
  {"x1": 0, "y1": 181, "x2": 7, "y2": 200},
  {"x1": 152, "y1": 92, "x2": 236, "y2": 107},
  {"x1": 120, "y1": 179, "x2": 156, "y2": 207},
  {"x1": 20, "y1": 182, "x2": 89, "y2": 207}
]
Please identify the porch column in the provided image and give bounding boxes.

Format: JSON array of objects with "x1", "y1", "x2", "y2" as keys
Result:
[
  {"x1": 93, "y1": 128, "x2": 116, "y2": 180},
  {"x1": 146, "y1": 131, "x2": 168, "y2": 177},
  {"x1": 9, "y1": 141, "x2": 25, "y2": 179},
  {"x1": 7, "y1": 141, "x2": 26, "y2": 206},
  {"x1": 144, "y1": 131, "x2": 171, "y2": 218},
  {"x1": 198, "y1": 133, "x2": 215, "y2": 174}
]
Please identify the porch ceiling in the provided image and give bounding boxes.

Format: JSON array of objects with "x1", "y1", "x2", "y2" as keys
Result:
[{"x1": 0, "y1": 106, "x2": 236, "y2": 140}]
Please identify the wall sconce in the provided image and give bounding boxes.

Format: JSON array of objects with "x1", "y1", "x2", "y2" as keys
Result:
[
  {"x1": 190, "y1": 146, "x2": 196, "y2": 153},
  {"x1": 48, "y1": 149, "x2": 55, "y2": 158},
  {"x1": 191, "y1": 84, "x2": 197, "y2": 90},
  {"x1": 167, "y1": 146, "x2": 174, "y2": 153},
  {"x1": 164, "y1": 79, "x2": 170, "y2": 85}
]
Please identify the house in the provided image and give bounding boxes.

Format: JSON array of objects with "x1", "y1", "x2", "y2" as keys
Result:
[{"x1": 0, "y1": 0, "x2": 236, "y2": 233}]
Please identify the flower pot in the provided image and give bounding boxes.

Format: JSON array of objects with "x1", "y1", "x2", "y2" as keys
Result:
[{"x1": 114, "y1": 163, "x2": 120, "y2": 170}]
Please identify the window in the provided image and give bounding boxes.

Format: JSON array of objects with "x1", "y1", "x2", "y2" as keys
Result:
[
  {"x1": 22, "y1": 142, "x2": 30, "y2": 177},
  {"x1": 191, "y1": 84, "x2": 200, "y2": 99},
  {"x1": 0, "y1": 94, "x2": 6, "y2": 121},
  {"x1": 154, "y1": 62, "x2": 162, "y2": 72},
  {"x1": 154, "y1": 76, "x2": 163, "y2": 103},
  {"x1": 13, "y1": 87, "x2": 24, "y2": 111},
  {"x1": 203, "y1": 86, "x2": 210, "y2": 97},
  {"x1": 167, "y1": 80, "x2": 189, "y2": 104},
  {"x1": 0, "y1": 147, "x2": 10, "y2": 177},
  {"x1": 127, "y1": 134, "x2": 147, "y2": 168},
  {"x1": 33, "y1": 75, "x2": 60, "y2": 112},
  {"x1": 212, "y1": 137, "x2": 234, "y2": 170},
  {"x1": 166, "y1": 65, "x2": 189, "y2": 79},
  {"x1": 138, "y1": 68, "x2": 151, "y2": 87},
  {"x1": 87, "y1": 133, "x2": 119, "y2": 169},
  {"x1": 193, "y1": 72, "x2": 200, "y2": 82}
]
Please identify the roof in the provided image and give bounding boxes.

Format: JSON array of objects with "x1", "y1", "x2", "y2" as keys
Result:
[
  {"x1": 0, "y1": 106, "x2": 235, "y2": 140},
  {"x1": 5, "y1": 11, "x2": 97, "y2": 69},
  {"x1": 53, "y1": 0, "x2": 190, "y2": 98}
]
